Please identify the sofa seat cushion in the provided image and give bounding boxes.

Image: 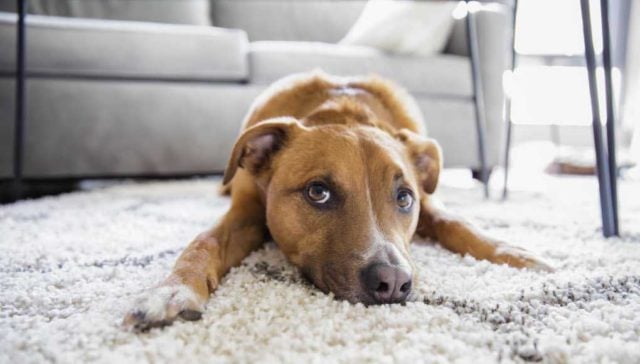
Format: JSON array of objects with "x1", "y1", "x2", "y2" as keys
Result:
[
  {"x1": 249, "y1": 41, "x2": 472, "y2": 97},
  {"x1": 0, "y1": 78, "x2": 264, "y2": 177},
  {"x1": 0, "y1": 13, "x2": 248, "y2": 81}
]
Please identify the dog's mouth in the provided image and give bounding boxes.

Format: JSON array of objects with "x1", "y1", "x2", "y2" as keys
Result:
[
  {"x1": 301, "y1": 264, "x2": 412, "y2": 305},
  {"x1": 322, "y1": 268, "x2": 371, "y2": 304},
  {"x1": 299, "y1": 265, "x2": 362, "y2": 303}
]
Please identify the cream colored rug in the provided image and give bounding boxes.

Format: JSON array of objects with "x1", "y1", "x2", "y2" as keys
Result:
[{"x1": 1, "y1": 175, "x2": 639, "y2": 363}]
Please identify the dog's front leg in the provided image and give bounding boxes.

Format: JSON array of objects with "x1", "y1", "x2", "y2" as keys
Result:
[
  {"x1": 123, "y1": 176, "x2": 267, "y2": 331},
  {"x1": 415, "y1": 197, "x2": 552, "y2": 271}
]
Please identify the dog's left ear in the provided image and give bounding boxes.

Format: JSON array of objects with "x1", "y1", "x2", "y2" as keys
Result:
[
  {"x1": 395, "y1": 129, "x2": 442, "y2": 194},
  {"x1": 223, "y1": 117, "x2": 303, "y2": 185}
]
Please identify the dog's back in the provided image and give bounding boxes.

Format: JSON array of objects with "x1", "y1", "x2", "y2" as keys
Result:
[{"x1": 242, "y1": 71, "x2": 427, "y2": 136}]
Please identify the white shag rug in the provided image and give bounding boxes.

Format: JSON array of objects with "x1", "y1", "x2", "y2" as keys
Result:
[{"x1": 1, "y1": 175, "x2": 639, "y2": 363}]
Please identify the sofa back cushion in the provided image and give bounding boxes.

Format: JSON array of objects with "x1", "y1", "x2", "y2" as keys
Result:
[
  {"x1": 0, "y1": 0, "x2": 210, "y2": 26},
  {"x1": 211, "y1": 0, "x2": 367, "y2": 42},
  {"x1": 340, "y1": 0, "x2": 458, "y2": 56}
]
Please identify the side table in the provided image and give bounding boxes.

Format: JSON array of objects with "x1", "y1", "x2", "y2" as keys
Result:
[{"x1": 580, "y1": 0, "x2": 619, "y2": 237}]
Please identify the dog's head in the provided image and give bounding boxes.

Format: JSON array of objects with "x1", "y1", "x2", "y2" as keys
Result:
[{"x1": 223, "y1": 117, "x2": 441, "y2": 304}]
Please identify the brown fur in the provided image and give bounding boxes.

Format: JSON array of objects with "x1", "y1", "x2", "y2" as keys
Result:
[{"x1": 123, "y1": 72, "x2": 551, "y2": 331}]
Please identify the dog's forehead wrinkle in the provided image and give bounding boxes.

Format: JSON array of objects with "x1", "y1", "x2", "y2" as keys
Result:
[
  {"x1": 359, "y1": 130, "x2": 413, "y2": 175},
  {"x1": 358, "y1": 134, "x2": 374, "y2": 210},
  {"x1": 286, "y1": 125, "x2": 408, "y2": 180}
]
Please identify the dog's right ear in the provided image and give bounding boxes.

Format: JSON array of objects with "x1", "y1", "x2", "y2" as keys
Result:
[
  {"x1": 395, "y1": 128, "x2": 442, "y2": 194},
  {"x1": 223, "y1": 117, "x2": 303, "y2": 185}
]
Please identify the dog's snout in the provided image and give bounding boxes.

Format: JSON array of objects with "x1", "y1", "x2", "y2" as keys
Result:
[{"x1": 361, "y1": 263, "x2": 412, "y2": 304}]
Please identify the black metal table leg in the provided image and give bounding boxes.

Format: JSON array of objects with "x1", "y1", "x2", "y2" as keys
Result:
[
  {"x1": 580, "y1": 0, "x2": 617, "y2": 237},
  {"x1": 465, "y1": 0, "x2": 490, "y2": 198},
  {"x1": 11, "y1": 0, "x2": 27, "y2": 200},
  {"x1": 599, "y1": 0, "x2": 620, "y2": 235}
]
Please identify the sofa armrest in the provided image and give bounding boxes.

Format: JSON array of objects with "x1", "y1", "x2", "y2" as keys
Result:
[{"x1": 445, "y1": 3, "x2": 512, "y2": 165}]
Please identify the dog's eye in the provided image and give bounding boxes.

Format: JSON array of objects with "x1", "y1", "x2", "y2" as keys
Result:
[
  {"x1": 306, "y1": 183, "x2": 331, "y2": 204},
  {"x1": 396, "y1": 189, "x2": 414, "y2": 211}
]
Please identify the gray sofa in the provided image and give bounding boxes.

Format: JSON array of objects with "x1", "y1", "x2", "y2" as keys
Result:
[{"x1": 0, "y1": 0, "x2": 511, "y2": 180}]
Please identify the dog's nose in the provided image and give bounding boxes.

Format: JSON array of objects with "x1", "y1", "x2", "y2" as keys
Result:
[{"x1": 361, "y1": 263, "x2": 412, "y2": 303}]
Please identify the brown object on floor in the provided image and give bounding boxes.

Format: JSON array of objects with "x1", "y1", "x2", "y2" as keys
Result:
[
  {"x1": 546, "y1": 161, "x2": 596, "y2": 175},
  {"x1": 546, "y1": 146, "x2": 634, "y2": 176},
  {"x1": 546, "y1": 146, "x2": 597, "y2": 176}
]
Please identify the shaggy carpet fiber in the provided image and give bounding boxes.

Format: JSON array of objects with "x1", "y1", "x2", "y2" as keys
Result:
[{"x1": 1, "y1": 175, "x2": 639, "y2": 363}]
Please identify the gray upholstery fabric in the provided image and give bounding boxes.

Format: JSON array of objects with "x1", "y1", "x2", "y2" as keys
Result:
[
  {"x1": 0, "y1": 79, "x2": 14, "y2": 178},
  {"x1": 211, "y1": 0, "x2": 367, "y2": 42},
  {"x1": 445, "y1": 17, "x2": 469, "y2": 58},
  {"x1": 418, "y1": 97, "x2": 499, "y2": 168},
  {"x1": 473, "y1": 6, "x2": 510, "y2": 169},
  {"x1": 418, "y1": 97, "x2": 480, "y2": 168},
  {"x1": 444, "y1": 0, "x2": 513, "y2": 55},
  {"x1": 0, "y1": 13, "x2": 248, "y2": 80},
  {"x1": 249, "y1": 41, "x2": 472, "y2": 97},
  {"x1": 0, "y1": 76, "x2": 493, "y2": 178},
  {"x1": 0, "y1": 0, "x2": 211, "y2": 26},
  {"x1": 0, "y1": 78, "x2": 263, "y2": 177}
]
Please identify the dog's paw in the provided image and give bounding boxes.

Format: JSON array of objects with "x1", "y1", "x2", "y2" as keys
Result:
[
  {"x1": 123, "y1": 284, "x2": 205, "y2": 332},
  {"x1": 520, "y1": 255, "x2": 555, "y2": 272},
  {"x1": 494, "y1": 244, "x2": 555, "y2": 272}
]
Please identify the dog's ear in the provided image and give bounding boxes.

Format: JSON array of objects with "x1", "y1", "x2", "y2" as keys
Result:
[
  {"x1": 395, "y1": 129, "x2": 442, "y2": 194},
  {"x1": 223, "y1": 117, "x2": 303, "y2": 185}
]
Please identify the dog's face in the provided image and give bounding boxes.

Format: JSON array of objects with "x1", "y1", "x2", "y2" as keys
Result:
[{"x1": 224, "y1": 118, "x2": 441, "y2": 304}]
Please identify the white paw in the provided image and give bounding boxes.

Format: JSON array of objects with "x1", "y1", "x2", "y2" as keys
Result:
[
  {"x1": 123, "y1": 284, "x2": 205, "y2": 332},
  {"x1": 519, "y1": 254, "x2": 555, "y2": 272},
  {"x1": 495, "y1": 244, "x2": 555, "y2": 272}
]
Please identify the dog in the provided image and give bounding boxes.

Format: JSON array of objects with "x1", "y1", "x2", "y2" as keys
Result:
[{"x1": 124, "y1": 72, "x2": 551, "y2": 331}]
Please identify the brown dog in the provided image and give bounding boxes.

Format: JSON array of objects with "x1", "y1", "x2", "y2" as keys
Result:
[{"x1": 124, "y1": 72, "x2": 550, "y2": 331}]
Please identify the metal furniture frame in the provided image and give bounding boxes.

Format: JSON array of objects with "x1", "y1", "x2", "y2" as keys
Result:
[
  {"x1": 11, "y1": 0, "x2": 26, "y2": 200},
  {"x1": 502, "y1": 0, "x2": 620, "y2": 237},
  {"x1": 580, "y1": 0, "x2": 619, "y2": 236}
]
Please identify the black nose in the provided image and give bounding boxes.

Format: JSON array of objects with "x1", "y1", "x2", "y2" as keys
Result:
[{"x1": 361, "y1": 263, "x2": 412, "y2": 303}]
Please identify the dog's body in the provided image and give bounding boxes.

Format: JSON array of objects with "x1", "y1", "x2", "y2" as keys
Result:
[{"x1": 124, "y1": 72, "x2": 550, "y2": 331}]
